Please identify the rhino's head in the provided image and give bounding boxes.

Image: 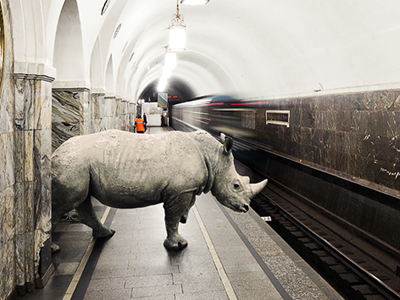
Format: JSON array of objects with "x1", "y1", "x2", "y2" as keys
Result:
[{"x1": 211, "y1": 134, "x2": 268, "y2": 213}]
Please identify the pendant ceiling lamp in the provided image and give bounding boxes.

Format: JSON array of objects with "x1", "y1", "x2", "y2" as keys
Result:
[
  {"x1": 162, "y1": 66, "x2": 171, "y2": 79},
  {"x1": 168, "y1": 0, "x2": 186, "y2": 51},
  {"x1": 164, "y1": 52, "x2": 177, "y2": 69},
  {"x1": 157, "y1": 77, "x2": 168, "y2": 92}
]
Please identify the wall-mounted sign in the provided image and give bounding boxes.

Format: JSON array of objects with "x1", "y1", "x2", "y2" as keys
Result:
[
  {"x1": 158, "y1": 93, "x2": 168, "y2": 108},
  {"x1": 266, "y1": 110, "x2": 290, "y2": 127}
]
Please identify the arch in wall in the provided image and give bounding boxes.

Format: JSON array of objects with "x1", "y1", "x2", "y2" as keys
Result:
[
  {"x1": 90, "y1": 36, "x2": 105, "y2": 92},
  {"x1": 53, "y1": 0, "x2": 86, "y2": 87},
  {"x1": 9, "y1": 0, "x2": 60, "y2": 76},
  {"x1": 105, "y1": 55, "x2": 115, "y2": 96}
]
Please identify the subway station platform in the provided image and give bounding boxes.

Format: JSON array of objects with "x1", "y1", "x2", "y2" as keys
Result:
[{"x1": 21, "y1": 127, "x2": 344, "y2": 300}]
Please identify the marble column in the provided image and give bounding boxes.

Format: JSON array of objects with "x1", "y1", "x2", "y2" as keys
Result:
[
  {"x1": 91, "y1": 92, "x2": 105, "y2": 132},
  {"x1": 102, "y1": 96, "x2": 116, "y2": 130},
  {"x1": 128, "y1": 102, "x2": 136, "y2": 132},
  {"x1": 115, "y1": 97, "x2": 122, "y2": 130},
  {"x1": 13, "y1": 73, "x2": 53, "y2": 294},
  {"x1": 121, "y1": 99, "x2": 128, "y2": 131},
  {"x1": 52, "y1": 88, "x2": 90, "y2": 152}
]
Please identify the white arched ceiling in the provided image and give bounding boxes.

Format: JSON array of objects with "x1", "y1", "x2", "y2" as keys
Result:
[{"x1": 12, "y1": 0, "x2": 400, "y2": 101}]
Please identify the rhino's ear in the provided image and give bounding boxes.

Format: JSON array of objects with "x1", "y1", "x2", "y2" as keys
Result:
[
  {"x1": 223, "y1": 136, "x2": 233, "y2": 155},
  {"x1": 220, "y1": 133, "x2": 226, "y2": 143}
]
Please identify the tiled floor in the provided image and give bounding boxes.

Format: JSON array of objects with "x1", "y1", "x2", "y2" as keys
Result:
[{"x1": 79, "y1": 195, "x2": 284, "y2": 300}]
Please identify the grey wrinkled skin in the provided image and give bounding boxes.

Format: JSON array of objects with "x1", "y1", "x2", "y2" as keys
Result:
[{"x1": 51, "y1": 130, "x2": 268, "y2": 251}]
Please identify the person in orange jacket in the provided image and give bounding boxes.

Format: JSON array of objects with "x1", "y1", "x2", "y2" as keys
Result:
[{"x1": 135, "y1": 115, "x2": 145, "y2": 133}]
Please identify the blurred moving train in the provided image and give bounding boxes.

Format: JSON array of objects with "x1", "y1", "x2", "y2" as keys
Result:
[
  {"x1": 170, "y1": 95, "x2": 400, "y2": 255},
  {"x1": 170, "y1": 94, "x2": 286, "y2": 182},
  {"x1": 171, "y1": 95, "x2": 272, "y2": 140}
]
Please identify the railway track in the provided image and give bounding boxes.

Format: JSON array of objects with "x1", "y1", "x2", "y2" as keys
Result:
[{"x1": 250, "y1": 183, "x2": 400, "y2": 300}]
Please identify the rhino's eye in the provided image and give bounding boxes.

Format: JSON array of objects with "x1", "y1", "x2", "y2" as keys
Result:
[{"x1": 234, "y1": 183, "x2": 240, "y2": 190}]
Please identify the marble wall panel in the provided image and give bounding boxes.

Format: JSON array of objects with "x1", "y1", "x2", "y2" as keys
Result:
[
  {"x1": 15, "y1": 230, "x2": 26, "y2": 287},
  {"x1": 99, "y1": 96, "x2": 106, "y2": 118},
  {"x1": 116, "y1": 98, "x2": 121, "y2": 118},
  {"x1": 115, "y1": 98, "x2": 121, "y2": 129},
  {"x1": 91, "y1": 93, "x2": 102, "y2": 120},
  {"x1": 39, "y1": 81, "x2": 53, "y2": 131},
  {"x1": 81, "y1": 90, "x2": 90, "y2": 135},
  {"x1": 24, "y1": 231, "x2": 35, "y2": 290},
  {"x1": 55, "y1": 91, "x2": 134, "y2": 135},
  {"x1": 1, "y1": 11, "x2": 15, "y2": 296},
  {"x1": 24, "y1": 130, "x2": 34, "y2": 182},
  {"x1": 0, "y1": 80, "x2": 13, "y2": 134},
  {"x1": 0, "y1": 189, "x2": 16, "y2": 295},
  {"x1": 121, "y1": 100, "x2": 127, "y2": 130},
  {"x1": 102, "y1": 116, "x2": 116, "y2": 131},
  {"x1": 14, "y1": 77, "x2": 33, "y2": 130},
  {"x1": 8, "y1": 75, "x2": 53, "y2": 297},
  {"x1": 52, "y1": 90, "x2": 80, "y2": 151},
  {"x1": 52, "y1": 89, "x2": 89, "y2": 151},
  {"x1": 127, "y1": 103, "x2": 136, "y2": 132},
  {"x1": 103, "y1": 97, "x2": 116, "y2": 117},
  {"x1": 1, "y1": 239, "x2": 16, "y2": 298},
  {"x1": 34, "y1": 128, "x2": 52, "y2": 244},
  {"x1": 0, "y1": 0, "x2": 13, "y2": 132},
  {"x1": 99, "y1": 117, "x2": 107, "y2": 131},
  {"x1": 0, "y1": 132, "x2": 15, "y2": 191},
  {"x1": 0, "y1": 186, "x2": 15, "y2": 249},
  {"x1": 255, "y1": 88, "x2": 400, "y2": 196}
]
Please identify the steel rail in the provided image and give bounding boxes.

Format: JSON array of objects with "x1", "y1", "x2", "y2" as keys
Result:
[{"x1": 258, "y1": 191, "x2": 400, "y2": 300}]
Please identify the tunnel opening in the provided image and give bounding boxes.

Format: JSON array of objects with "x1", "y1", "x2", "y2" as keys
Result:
[{"x1": 138, "y1": 78, "x2": 196, "y2": 107}]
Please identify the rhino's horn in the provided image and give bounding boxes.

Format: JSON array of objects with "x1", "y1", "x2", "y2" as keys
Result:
[
  {"x1": 250, "y1": 179, "x2": 268, "y2": 198},
  {"x1": 220, "y1": 133, "x2": 226, "y2": 143}
]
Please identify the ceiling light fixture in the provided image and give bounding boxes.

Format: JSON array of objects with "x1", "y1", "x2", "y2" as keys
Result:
[
  {"x1": 180, "y1": 0, "x2": 209, "y2": 5},
  {"x1": 157, "y1": 77, "x2": 168, "y2": 92},
  {"x1": 168, "y1": 0, "x2": 186, "y2": 51},
  {"x1": 164, "y1": 52, "x2": 177, "y2": 69},
  {"x1": 162, "y1": 66, "x2": 171, "y2": 79}
]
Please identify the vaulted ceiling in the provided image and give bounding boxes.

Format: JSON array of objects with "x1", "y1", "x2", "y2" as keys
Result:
[{"x1": 11, "y1": 0, "x2": 400, "y2": 103}]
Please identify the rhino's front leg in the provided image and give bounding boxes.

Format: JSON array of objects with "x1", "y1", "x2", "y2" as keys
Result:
[
  {"x1": 163, "y1": 193, "x2": 194, "y2": 251},
  {"x1": 180, "y1": 193, "x2": 196, "y2": 224}
]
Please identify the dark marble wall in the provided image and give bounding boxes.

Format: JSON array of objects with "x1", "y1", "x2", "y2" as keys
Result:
[
  {"x1": 255, "y1": 89, "x2": 400, "y2": 196},
  {"x1": 245, "y1": 89, "x2": 400, "y2": 252}
]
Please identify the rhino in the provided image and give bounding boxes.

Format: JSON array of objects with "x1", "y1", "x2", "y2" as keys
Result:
[{"x1": 51, "y1": 129, "x2": 268, "y2": 250}]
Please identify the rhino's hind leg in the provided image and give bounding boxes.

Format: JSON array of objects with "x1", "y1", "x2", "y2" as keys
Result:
[{"x1": 76, "y1": 195, "x2": 115, "y2": 238}]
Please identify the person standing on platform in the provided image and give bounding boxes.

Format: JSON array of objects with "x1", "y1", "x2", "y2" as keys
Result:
[
  {"x1": 135, "y1": 115, "x2": 145, "y2": 134},
  {"x1": 143, "y1": 112, "x2": 147, "y2": 132}
]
